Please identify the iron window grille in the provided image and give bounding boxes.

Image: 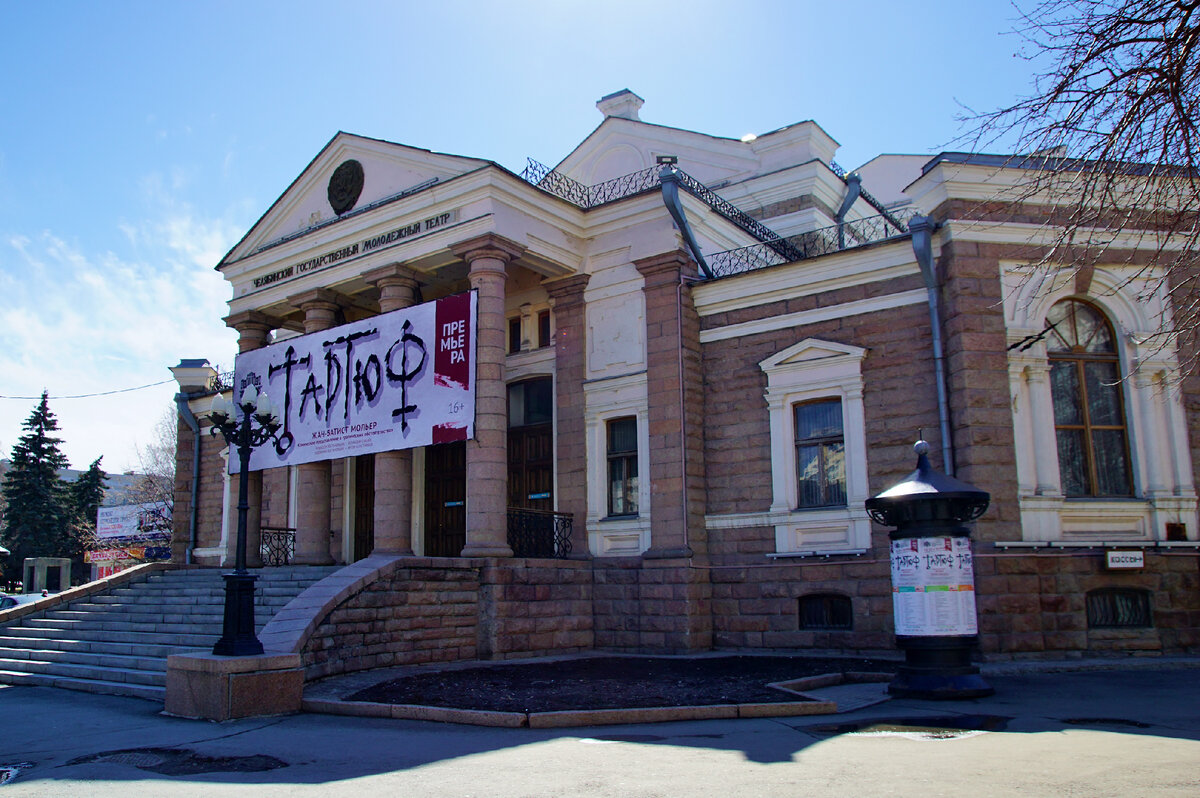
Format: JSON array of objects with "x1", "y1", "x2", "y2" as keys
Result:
[
  {"x1": 1087, "y1": 588, "x2": 1153, "y2": 628},
  {"x1": 799, "y1": 593, "x2": 854, "y2": 630}
]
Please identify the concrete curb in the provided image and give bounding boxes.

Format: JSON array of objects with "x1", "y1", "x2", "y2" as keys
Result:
[{"x1": 300, "y1": 696, "x2": 839, "y2": 728}]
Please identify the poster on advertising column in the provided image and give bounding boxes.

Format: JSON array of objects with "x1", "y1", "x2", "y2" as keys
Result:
[
  {"x1": 890, "y1": 535, "x2": 978, "y2": 637},
  {"x1": 230, "y1": 290, "x2": 477, "y2": 473}
]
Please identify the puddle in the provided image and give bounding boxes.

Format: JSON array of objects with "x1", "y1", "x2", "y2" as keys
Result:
[
  {"x1": 808, "y1": 714, "x2": 1010, "y2": 740},
  {"x1": 1061, "y1": 717, "x2": 1151, "y2": 729},
  {"x1": 0, "y1": 764, "x2": 33, "y2": 786},
  {"x1": 580, "y1": 734, "x2": 666, "y2": 744},
  {"x1": 69, "y1": 748, "x2": 287, "y2": 776}
]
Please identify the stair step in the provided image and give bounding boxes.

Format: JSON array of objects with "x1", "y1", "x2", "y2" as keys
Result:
[
  {"x1": 0, "y1": 635, "x2": 206, "y2": 658},
  {"x1": 0, "y1": 565, "x2": 339, "y2": 701},
  {"x1": 0, "y1": 645, "x2": 168, "y2": 672},
  {"x1": 0, "y1": 656, "x2": 165, "y2": 686},
  {"x1": 0, "y1": 670, "x2": 164, "y2": 701}
]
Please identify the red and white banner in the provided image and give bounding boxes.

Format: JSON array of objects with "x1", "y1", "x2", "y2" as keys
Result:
[{"x1": 233, "y1": 291, "x2": 476, "y2": 472}]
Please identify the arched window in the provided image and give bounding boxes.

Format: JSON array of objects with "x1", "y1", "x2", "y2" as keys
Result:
[{"x1": 1046, "y1": 300, "x2": 1133, "y2": 497}]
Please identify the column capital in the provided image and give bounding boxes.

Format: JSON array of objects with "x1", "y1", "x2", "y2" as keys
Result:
[
  {"x1": 224, "y1": 311, "x2": 279, "y2": 353},
  {"x1": 286, "y1": 287, "x2": 343, "y2": 312},
  {"x1": 634, "y1": 250, "x2": 698, "y2": 285},
  {"x1": 362, "y1": 262, "x2": 420, "y2": 289},
  {"x1": 223, "y1": 310, "x2": 279, "y2": 333},
  {"x1": 450, "y1": 233, "x2": 525, "y2": 265},
  {"x1": 543, "y1": 274, "x2": 591, "y2": 308}
]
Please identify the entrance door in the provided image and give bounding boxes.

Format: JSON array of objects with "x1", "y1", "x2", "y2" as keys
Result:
[
  {"x1": 424, "y1": 441, "x2": 465, "y2": 557},
  {"x1": 353, "y1": 454, "x2": 375, "y2": 561},
  {"x1": 508, "y1": 423, "x2": 553, "y2": 511},
  {"x1": 507, "y1": 378, "x2": 554, "y2": 511}
]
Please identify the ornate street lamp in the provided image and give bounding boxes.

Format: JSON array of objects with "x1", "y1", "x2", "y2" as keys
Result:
[{"x1": 208, "y1": 383, "x2": 281, "y2": 656}]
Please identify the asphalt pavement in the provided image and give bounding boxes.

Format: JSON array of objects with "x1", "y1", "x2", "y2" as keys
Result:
[{"x1": 1, "y1": 659, "x2": 1198, "y2": 797}]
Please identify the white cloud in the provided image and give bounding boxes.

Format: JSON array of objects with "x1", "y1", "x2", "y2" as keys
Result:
[{"x1": 0, "y1": 202, "x2": 240, "y2": 472}]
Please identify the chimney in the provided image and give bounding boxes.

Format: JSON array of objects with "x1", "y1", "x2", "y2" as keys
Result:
[{"x1": 596, "y1": 89, "x2": 644, "y2": 121}]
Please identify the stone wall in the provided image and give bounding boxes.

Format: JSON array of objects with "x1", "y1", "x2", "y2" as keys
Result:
[
  {"x1": 480, "y1": 559, "x2": 594, "y2": 659},
  {"x1": 301, "y1": 561, "x2": 481, "y2": 681},
  {"x1": 700, "y1": 272, "x2": 941, "y2": 544},
  {"x1": 974, "y1": 549, "x2": 1200, "y2": 656},
  {"x1": 172, "y1": 417, "x2": 228, "y2": 565}
]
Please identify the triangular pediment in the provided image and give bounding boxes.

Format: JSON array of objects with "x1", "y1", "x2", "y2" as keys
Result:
[
  {"x1": 760, "y1": 338, "x2": 866, "y2": 373},
  {"x1": 552, "y1": 115, "x2": 839, "y2": 193},
  {"x1": 220, "y1": 132, "x2": 489, "y2": 267},
  {"x1": 554, "y1": 117, "x2": 761, "y2": 189}
]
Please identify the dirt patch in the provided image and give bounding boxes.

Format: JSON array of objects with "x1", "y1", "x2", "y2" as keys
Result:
[{"x1": 347, "y1": 655, "x2": 898, "y2": 713}]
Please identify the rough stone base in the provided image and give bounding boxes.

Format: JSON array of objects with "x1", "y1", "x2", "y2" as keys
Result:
[{"x1": 165, "y1": 652, "x2": 304, "y2": 721}]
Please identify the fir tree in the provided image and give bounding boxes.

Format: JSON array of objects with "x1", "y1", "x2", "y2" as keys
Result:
[
  {"x1": 66, "y1": 456, "x2": 108, "y2": 565},
  {"x1": 0, "y1": 392, "x2": 71, "y2": 583},
  {"x1": 70, "y1": 457, "x2": 108, "y2": 532}
]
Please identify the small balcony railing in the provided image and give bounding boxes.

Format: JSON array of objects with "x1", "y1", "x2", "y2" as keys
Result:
[
  {"x1": 506, "y1": 507, "x2": 574, "y2": 559},
  {"x1": 259, "y1": 526, "x2": 296, "y2": 567}
]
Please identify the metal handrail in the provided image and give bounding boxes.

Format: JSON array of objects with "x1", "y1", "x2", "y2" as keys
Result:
[
  {"x1": 259, "y1": 526, "x2": 296, "y2": 567},
  {"x1": 707, "y1": 209, "x2": 921, "y2": 279},
  {"x1": 506, "y1": 507, "x2": 573, "y2": 559}
]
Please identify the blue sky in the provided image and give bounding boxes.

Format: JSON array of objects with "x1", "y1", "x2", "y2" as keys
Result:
[{"x1": 0, "y1": 0, "x2": 1035, "y2": 472}]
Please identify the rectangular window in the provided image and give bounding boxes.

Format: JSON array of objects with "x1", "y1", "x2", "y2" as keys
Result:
[
  {"x1": 538, "y1": 310, "x2": 551, "y2": 348},
  {"x1": 508, "y1": 318, "x2": 522, "y2": 354},
  {"x1": 794, "y1": 399, "x2": 846, "y2": 508},
  {"x1": 607, "y1": 416, "x2": 638, "y2": 516}
]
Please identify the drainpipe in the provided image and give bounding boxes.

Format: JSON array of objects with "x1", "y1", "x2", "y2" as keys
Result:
[
  {"x1": 836, "y1": 172, "x2": 862, "y2": 250},
  {"x1": 660, "y1": 166, "x2": 713, "y2": 279},
  {"x1": 175, "y1": 392, "x2": 202, "y2": 565},
  {"x1": 909, "y1": 215, "x2": 954, "y2": 475}
]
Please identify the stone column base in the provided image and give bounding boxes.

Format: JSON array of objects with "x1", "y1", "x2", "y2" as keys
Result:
[{"x1": 165, "y1": 652, "x2": 304, "y2": 721}]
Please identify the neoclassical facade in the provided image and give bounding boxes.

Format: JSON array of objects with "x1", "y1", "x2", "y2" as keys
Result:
[{"x1": 172, "y1": 91, "x2": 1200, "y2": 678}]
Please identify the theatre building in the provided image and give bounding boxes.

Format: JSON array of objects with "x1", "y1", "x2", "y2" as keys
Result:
[{"x1": 172, "y1": 90, "x2": 1200, "y2": 687}]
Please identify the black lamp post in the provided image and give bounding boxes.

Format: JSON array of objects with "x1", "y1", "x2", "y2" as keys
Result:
[
  {"x1": 208, "y1": 383, "x2": 281, "y2": 656},
  {"x1": 866, "y1": 440, "x2": 994, "y2": 699}
]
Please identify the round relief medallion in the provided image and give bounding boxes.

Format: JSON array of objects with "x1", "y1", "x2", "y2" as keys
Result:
[{"x1": 328, "y1": 159, "x2": 364, "y2": 215}]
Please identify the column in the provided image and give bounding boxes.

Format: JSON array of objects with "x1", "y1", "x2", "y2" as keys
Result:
[
  {"x1": 634, "y1": 251, "x2": 705, "y2": 559},
  {"x1": 1024, "y1": 362, "x2": 1060, "y2": 495},
  {"x1": 364, "y1": 263, "x2": 420, "y2": 555},
  {"x1": 223, "y1": 311, "x2": 275, "y2": 568},
  {"x1": 450, "y1": 234, "x2": 524, "y2": 557},
  {"x1": 287, "y1": 289, "x2": 340, "y2": 565},
  {"x1": 545, "y1": 274, "x2": 591, "y2": 555}
]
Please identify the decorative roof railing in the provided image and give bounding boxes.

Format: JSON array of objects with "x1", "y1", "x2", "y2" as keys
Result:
[
  {"x1": 707, "y1": 209, "x2": 922, "y2": 279},
  {"x1": 520, "y1": 159, "x2": 790, "y2": 250},
  {"x1": 830, "y1": 160, "x2": 910, "y2": 234},
  {"x1": 519, "y1": 158, "x2": 919, "y2": 280}
]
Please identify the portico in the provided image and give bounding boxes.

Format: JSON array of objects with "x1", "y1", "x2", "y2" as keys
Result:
[{"x1": 211, "y1": 134, "x2": 593, "y2": 568}]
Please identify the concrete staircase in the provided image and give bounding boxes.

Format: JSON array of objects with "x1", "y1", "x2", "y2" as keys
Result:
[{"x1": 0, "y1": 566, "x2": 340, "y2": 701}]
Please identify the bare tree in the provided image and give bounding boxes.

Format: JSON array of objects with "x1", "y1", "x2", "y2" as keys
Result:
[
  {"x1": 131, "y1": 405, "x2": 177, "y2": 515},
  {"x1": 964, "y1": 0, "x2": 1200, "y2": 360}
]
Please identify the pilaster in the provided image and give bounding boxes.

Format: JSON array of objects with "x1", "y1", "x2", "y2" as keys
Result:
[
  {"x1": 545, "y1": 273, "x2": 591, "y2": 555},
  {"x1": 634, "y1": 251, "x2": 706, "y2": 559}
]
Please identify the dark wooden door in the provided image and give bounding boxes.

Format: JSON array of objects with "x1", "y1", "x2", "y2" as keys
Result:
[
  {"x1": 353, "y1": 454, "x2": 375, "y2": 561},
  {"x1": 507, "y1": 423, "x2": 553, "y2": 511},
  {"x1": 424, "y1": 441, "x2": 465, "y2": 557}
]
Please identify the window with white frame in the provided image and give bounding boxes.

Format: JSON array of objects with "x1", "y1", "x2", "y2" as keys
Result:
[
  {"x1": 793, "y1": 399, "x2": 847, "y2": 508},
  {"x1": 1045, "y1": 299, "x2": 1133, "y2": 497},
  {"x1": 761, "y1": 339, "x2": 870, "y2": 554},
  {"x1": 606, "y1": 416, "x2": 639, "y2": 516},
  {"x1": 1003, "y1": 262, "x2": 1199, "y2": 542}
]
